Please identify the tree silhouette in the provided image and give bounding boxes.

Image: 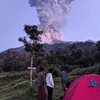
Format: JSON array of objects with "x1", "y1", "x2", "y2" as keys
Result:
[{"x1": 18, "y1": 25, "x2": 43, "y2": 88}]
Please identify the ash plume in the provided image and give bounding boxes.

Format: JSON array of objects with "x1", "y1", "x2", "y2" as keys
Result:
[{"x1": 28, "y1": 0, "x2": 74, "y2": 43}]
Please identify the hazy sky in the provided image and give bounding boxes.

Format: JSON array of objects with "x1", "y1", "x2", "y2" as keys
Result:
[{"x1": 0, "y1": 0, "x2": 100, "y2": 52}]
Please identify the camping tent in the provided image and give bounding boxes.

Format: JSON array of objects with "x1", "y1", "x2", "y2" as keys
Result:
[{"x1": 63, "y1": 74, "x2": 100, "y2": 100}]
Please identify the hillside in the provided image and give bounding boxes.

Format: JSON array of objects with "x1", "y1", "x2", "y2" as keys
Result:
[
  {"x1": 0, "y1": 39, "x2": 100, "y2": 100},
  {"x1": 0, "y1": 41, "x2": 96, "y2": 54},
  {"x1": 0, "y1": 71, "x2": 63, "y2": 100},
  {"x1": 0, "y1": 40, "x2": 97, "y2": 72},
  {"x1": 0, "y1": 71, "x2": 37, "y2": 100},
  {"x1": 0, "y1": 63, "x2": 100, "y2": 100}
]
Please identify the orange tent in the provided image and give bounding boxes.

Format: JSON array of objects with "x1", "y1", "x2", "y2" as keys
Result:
[{"x1": 63, "y1": 74, "x2": 100, "y2": 100}]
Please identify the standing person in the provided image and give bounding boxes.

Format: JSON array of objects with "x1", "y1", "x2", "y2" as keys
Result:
[
  {"x1": 46, "y1": 68, "x2": 54, "y2": 100},
  {"x1": 60, "y1": 81, "x2": 71, "y2": 100},
  {"x1": 37, "y1": 67, "x2": 45, "y2": 100},
  {"x1": 60, "y1": 67, "x2": 67, "y2": 92}
]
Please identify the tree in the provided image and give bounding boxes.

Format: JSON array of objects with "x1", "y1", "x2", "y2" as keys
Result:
[
  {"x1": 18, "y1": 25, "x2": 43, "y2": 88},
  {"x1": 95, "y1": 41, "x2": 100, "y2": 62}
]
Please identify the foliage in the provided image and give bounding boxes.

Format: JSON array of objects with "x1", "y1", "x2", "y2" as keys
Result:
[
  {"x1": 18, "y1": 25, "x2": 43, "y2": 53},
  {"x1": 0, "y1": 71, "x2": 63, "y2": 100},
  {"x1": 0, "y1": 63, "x2": 100, "y2": 100},
  {"x1": 0, "y1": 51, "x2": 29, "y2": 72},
  {"x1": 1, "y1": 40, "x2": 100, "y2": 74},
  {"x1": 95, "y1": 41, "x2": 100, "y2": 62}
]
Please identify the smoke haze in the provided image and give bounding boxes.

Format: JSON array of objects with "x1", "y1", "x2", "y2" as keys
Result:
[{"x1": 28, "y1": 0, "x2": 74, "y2": 43}]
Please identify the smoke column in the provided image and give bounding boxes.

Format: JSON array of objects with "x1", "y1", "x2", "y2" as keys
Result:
[{"x1": 28, "y1": 0, "x2": 74, "y2": 43}]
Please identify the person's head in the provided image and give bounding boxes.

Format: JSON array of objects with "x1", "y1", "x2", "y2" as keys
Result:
[
  {"x1": 61, "y1": 67, "x2": 64, "y2": 71},
  {"x1": 49, "y1": 68, "x2": 53, "y2": 73},
  {"x1": 40, "y1": 67, "x2": 44, "y2": 71}
]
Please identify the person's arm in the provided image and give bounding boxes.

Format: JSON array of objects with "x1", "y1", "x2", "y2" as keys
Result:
[
  {"x1": 50, "y1": 74, "x2": 54, "y2": 87},
  {"x1": 41, "y1": 73, "x2": 45, "y2": 86}
]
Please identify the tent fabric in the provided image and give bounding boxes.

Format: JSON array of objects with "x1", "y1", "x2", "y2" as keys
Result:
[
  {"x1": 63, "y1": 74, "x2": 100, "y2": 100},
  {"x1": 88, "y1": 78, "x2": 100, "y2": 87}
]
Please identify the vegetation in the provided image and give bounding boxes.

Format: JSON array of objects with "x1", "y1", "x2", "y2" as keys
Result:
[
  {"x1": 0, "y1": 24, "x2": 100, "y2": 99},
  {"x1": 0, "y1": 63, "x2": 100, "y2": 100},
  {"x1": 18, "y1": 25, "x2": 44, "y2": 87},
  {"x1": 1, "y1": 40, "x2": 100, "y2": 74},
  {"x1": 0, "y1": 71, "x2": 37, "y2": 100},
  {"x1": 18, "y1": 25, "x2": 44, "y2": 61},
  {"x1": 0, "y1": 71, "x2": 63, "y2": 100},
  {"x1": 0, "y1": 39, "x2": 100, "y2": 99}
]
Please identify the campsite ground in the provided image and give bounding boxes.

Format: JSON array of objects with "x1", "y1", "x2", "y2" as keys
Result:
[
  {"x1": 1, "y1": 64, "x2": 99, "y2": 100},
  {"x1": 0, "y1": 71, "x2": 64, "y2": 100}
]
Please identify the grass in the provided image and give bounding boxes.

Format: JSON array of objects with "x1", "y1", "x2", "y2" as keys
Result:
[
  {"x1": 1, "y1": 64, "x2": 99, "y2": 100},
  {"x1": 0, "y1": 71, "x2": 64, "y2": 100},
  {"x1": 0, "y1": 71, "x2": 38, "y2": 100}
]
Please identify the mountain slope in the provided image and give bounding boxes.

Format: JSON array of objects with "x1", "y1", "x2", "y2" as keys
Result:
[{"x1": 0, "y1": 41, "x2": 96, "y2": 55}]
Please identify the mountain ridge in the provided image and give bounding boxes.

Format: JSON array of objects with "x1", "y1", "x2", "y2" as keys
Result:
[{"x1": 0, "y1": 40, "x2": 96, "y2": 54}]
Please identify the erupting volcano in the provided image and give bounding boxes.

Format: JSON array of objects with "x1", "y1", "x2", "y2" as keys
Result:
[{"x1": 28, "y1": 0, "x2": 74, "y2": 43}]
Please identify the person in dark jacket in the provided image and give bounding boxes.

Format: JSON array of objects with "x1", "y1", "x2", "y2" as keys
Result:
[
  {"x1": 37, "y1": 67, "x2": 45, "y2": 100},
  {"x1": 60, "y1": 67, "x2": 67, "y2": 92},
  {"x1": 60, "y1": 81, "x2": 71, "y2": 100}
]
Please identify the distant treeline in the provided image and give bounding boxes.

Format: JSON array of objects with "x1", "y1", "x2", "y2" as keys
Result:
[{"x1": 0, "y1": 41, "x2": 100, "y2": 73}]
